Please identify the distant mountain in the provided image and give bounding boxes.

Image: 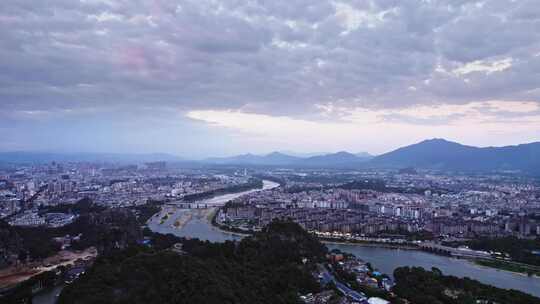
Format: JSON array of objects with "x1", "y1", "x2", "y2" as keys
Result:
[
  {"x1": 0, "y1": 152, "x2": 183, "y2": 164},
  {"x1": 277, "y1": 151, "x2": 329, "y2": 158},
  {"x1": 355, "y1": 152, "x2": 373, "y2": 159},
  {"x1": 370, "y1": 138, "x2": 540, "y2": 174},
  {"x1": 297, "y1": 151, "x2": 365, "y2": 167},
  {"x1": 203, "y1": 151, "x2": 373, "y2": 167},
  {"x1": 204, "y1": 152, "x2": 301, "y2": 166},
  {"x1": 205, "y1": 153, "x2": 261, "y2": 164},
  {"x1": 264, "y1": 152, "x2": 302, "y2": 164},
  {"x1": 7, "y1": 139, "x2": 537, "y2": 174}
]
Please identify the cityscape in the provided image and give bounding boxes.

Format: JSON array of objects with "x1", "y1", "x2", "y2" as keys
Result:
[
  {"x1": 1, "y1": 143, "x2": 540, "y2": 303},
  {"x1": 2, "y1": 0, "x2": 540, "y2": 303}
]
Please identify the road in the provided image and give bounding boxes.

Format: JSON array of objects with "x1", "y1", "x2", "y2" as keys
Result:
[{"x1": 318, "y1": 265, "x2": 367, "y2": 303}]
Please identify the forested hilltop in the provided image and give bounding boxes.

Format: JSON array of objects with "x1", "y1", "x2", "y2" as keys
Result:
[{"x1": 58, "y1": 221, "x2": 326, "y2": 304}]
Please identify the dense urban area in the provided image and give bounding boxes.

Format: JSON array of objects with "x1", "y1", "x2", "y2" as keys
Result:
[{"x1": 1, "y1": 160, "x2": 539, "y2": 303}]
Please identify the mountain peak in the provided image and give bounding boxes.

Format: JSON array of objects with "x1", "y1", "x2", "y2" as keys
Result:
[
  {"x1": 421, "y1": 138, "x2": 455, "y2": 144},
  {"x1": 355, "y1": 152, "x2": 373, "y2": 159},
  {"x1": 371, "y1": 139, "x2": 540, "y2": 174},
  {"x1": 266, "y1": 151, "x2": 290, "y2": 157},
  {"x1": 413, "y1": 138, "x2": 469, "y2": 149},
  {"x1": 334, "y1": 151, "x2": 355, "y2": 156}
]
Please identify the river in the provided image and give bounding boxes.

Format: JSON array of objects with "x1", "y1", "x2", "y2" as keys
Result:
[
  {"x1": 147, "y1": 180, "x2": 279, "y2": 242},
  {"x1": 37, "y1": 179, "x2": 540, "y2": 301},
  {"x1": 148, "y1": 179, "x2": 540, "y2": 297},
  {"x1": 327, "y1": 243, "x2": 540, "y2": 297},
  {"x1": 33, "y1": 180, "x2": 279, "y2": 303}
]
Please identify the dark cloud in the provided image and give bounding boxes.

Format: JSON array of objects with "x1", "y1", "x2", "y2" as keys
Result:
[{"x1": 0, "y1": 0, "x2": 539, "y2": 153}]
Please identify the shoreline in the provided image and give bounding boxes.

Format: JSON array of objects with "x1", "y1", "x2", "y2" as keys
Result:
[
  {"x1": 472, "y1": 259, "x2": 540, "y2": 279},
  {"x1": 148, "y1": 179, "x2": 279, "y2": 237},
  {"x1": 208, "y1": 215, "x2": 540, "y2": 279},
  {"x1": 326, "y1": 239, "x2": 540, "y2": 279},
  {"x1": 148, "y1": 183, "x2": 540, "y2": 282},
  {"x1": 180, "y1": 180, "x2": 264, "y2": 204},
  {"x1": 321, "y1": 239, "x2": 419, "y2": 250},
  {"x1": 149, "y1": 205, "x2": 540, "y2": 297},
  {"x1": 209, "y1": 208, "x2": 254, "y2": 237},
  {"x1": 209, "y1": 212, "x2": 423, "y2": 250}
]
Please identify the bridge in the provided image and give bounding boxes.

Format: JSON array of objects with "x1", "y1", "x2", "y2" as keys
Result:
[
  {"x1": 165, "y1": 202, "x2": 212, "y2": 209},
  {"x1": 419, "y1": 242, "x2": 491, "y2": 259}
]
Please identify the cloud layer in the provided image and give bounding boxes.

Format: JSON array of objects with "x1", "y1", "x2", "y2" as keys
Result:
[{"x1": 1, "y1": 0, "x2": 539, "y2": 155}]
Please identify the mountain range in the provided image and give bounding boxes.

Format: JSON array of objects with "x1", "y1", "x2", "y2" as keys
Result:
[
  {"x1": 205, "y1": 151, "x2": 373, "y2": 167},
  {"x1": 1, "y1": 139, "x2": 539, "y2": 174},
  {"x1": 202, "y1": 139, "x2": 540, "y2": 174},
  {"x1": 370, "y1": 138, "x2": 540, "y2": 174}
]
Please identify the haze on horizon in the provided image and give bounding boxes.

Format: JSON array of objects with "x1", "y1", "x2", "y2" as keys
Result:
[{"x1": 1, "y1": 0, "x2": 539, "y2": 158}]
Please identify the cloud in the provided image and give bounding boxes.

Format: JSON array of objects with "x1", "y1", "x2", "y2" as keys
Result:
[
  {"x1": 452, "y1": 58, "x2": 513, "y2": 75},
  {"x1": 187, "y1": 100, "x2": 540, "y2": 153},
  {"x1": 0, "y1": 0, "x2": 539, "y2": 153}
]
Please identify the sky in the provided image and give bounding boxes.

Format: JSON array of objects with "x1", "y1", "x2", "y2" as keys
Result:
[{"x1": 1, "y1": 0, "x2": 539, "y2": 158}]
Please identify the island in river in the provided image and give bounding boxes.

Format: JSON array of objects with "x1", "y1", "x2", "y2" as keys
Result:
[{"x1": 147, "y1": 179, "x2": 279, "y2": 242}]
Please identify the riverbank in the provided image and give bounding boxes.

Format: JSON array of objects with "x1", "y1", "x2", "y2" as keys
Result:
[
  {"x1": 147, "y1": 180, "x2": 279, "y2": 242},
  {"x1": 210, "y1": 208, "x2": 254, "y2": 237},
  {"x1": 147, "y1": 179, "x2": 540, "y2": 297},
  {"x1": 327, "y1": 243, "x2": 540, "y2": 297},
  {"x1": 321, "y1": 239, "x2": 419, "y2": 250},
  {"x1": 474, "y1": 259, "x2": 540, "y2": 278},
  {"x1": 149, "y1": 207, "x2": 211, "y2": 231},
  {"x1": 321, "y1": 237, "x2": 540, "y2": 278},
  {"x1": 209, "y1": 213, "x2": 422, "y2": 251},
  {"x1": 181, "y1": 178, "x2": 263, "y2": 202},
  {"x1": 210, "y1": 216, "x2": 540, "y2": 280}
]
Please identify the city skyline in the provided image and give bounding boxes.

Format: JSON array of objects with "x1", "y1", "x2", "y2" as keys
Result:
[
  {"x1": 2, "y1": 1, "x2": 540, "y2": 303},
  {"x1": 1, "y1": 1, "x2": 539, "y2": 157}
]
